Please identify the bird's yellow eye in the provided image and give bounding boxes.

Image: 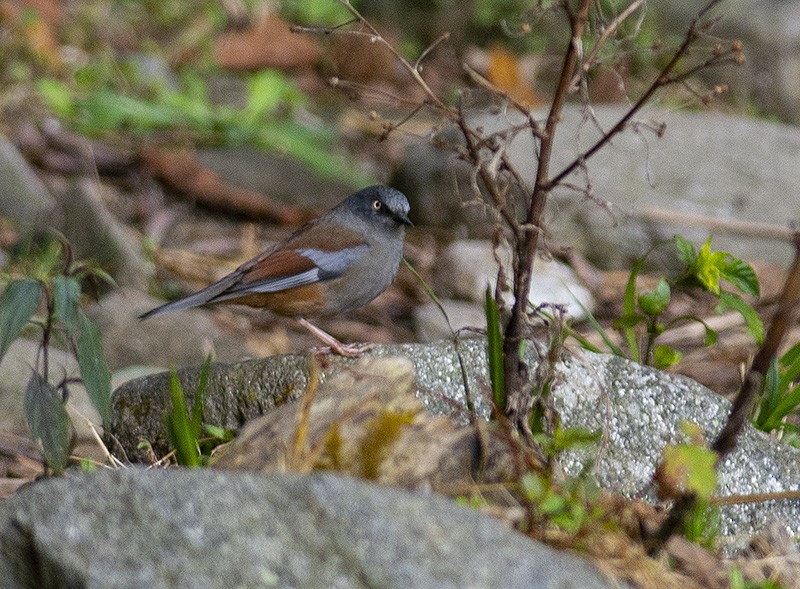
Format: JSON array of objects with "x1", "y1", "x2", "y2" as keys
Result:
[{"x1": 372, "y1": 200, "x2": 382, "y2": 211}]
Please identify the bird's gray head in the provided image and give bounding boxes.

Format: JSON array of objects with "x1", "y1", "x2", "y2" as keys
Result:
[{"x1": 343, "y1": 185, "x2": 412, "y2": 230}]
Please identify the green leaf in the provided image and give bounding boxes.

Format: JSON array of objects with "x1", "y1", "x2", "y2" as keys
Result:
[
  {"x1": 764, "y1": 385, "x2": 800, "y2": 432},
  {"x1": 638, "y1": 278, "x2": 671, "y2": 316},
  {"x1": 715, "y1": 291, "x2": 764, "y2": 345},
  {"x1": 720, "y1": 257, "x2": 760, "y2": 298},
  {"x1": 692, "y1": 237, "x2": 726, "y2": 295},
  {"x1": 0, "y1": 279, "x2": 43, "y2": 365},
  {"x1": 653, "y1": 344, "x2": 683, "y2": 369},
  {"x1": 612, "y1": 313, "x2": 645, "y2": 329},
  {"x1": 754, "y1": 358, "x2": 781, "y2": 430},
  {"x1": 674, "y1": 235, "x2": 697, "y2": 265},
  {"x1": 244, "y1": 70, "x2": 303, "y2": 122},
  {"x1": 662, "y1": 443, "x2": 718, "y2": 501},
  {"x1": 551, "y1": 427, "x2": 601, "y2": 452},
  {"x1": 703, "y1": 326, "x2": 718, "y2": 346},
  {"x1": 52, "y1": 275, "x2": 81, "y2": 330},
  {"x1": 485, "y1": 287, "x2": 505, "y2": 412},
  {"x1": 24, "y1": 370, "x2": 70, "y2": 475},
  {"x1": 37, "y1": 77, "x2": 75, "y2": 117},
  {"x1": 76, "y1": 312, "x2": 112, "y2": 426}
]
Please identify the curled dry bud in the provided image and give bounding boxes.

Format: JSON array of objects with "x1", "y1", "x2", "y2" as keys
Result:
[
  {"x1": 712, "y1": 43, "x2": 724, "y2": 57},
  {"x1": 731, "y1": 40, "x2": 743, "y2": 52},
  {"x1": 734, "y1": 53, "x2": 746, "y2": 65},
  {"x1": 714, "y1": 84, "x2": 729, "y2": 95}
]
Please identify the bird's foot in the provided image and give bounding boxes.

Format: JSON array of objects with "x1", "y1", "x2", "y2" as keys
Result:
[{"x1": 298, "y1": 318, "x2": 374, "y2": 358}]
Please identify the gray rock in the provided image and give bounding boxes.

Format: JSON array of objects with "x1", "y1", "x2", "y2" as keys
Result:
[
  {"x1": 395, "y1": 106, "x2": 800, "y2": 268},
  {"x1": 109, "y1": 339, "x2": 800, "y2": 544},
  {"x1": 413, "y1": 299, "x2": 486, "y2": 342},
  {"x1": 0, "y1": 469, "x2": 618, "y2": 589},
  {"x1": 0, "y1": 136, "x2": 56, "y2": 229},
  {"x1": 433, "y1": 240, "x2": 595, "y2": 318}
]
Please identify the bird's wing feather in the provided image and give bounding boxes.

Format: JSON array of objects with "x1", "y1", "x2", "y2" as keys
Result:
[{"x1": 139, "y1": 220, "x2": 370, "y2": 318}]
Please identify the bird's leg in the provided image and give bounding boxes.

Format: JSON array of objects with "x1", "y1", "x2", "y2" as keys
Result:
[{"x1": 296, "y1": 318, "x2": 374, "y2": 358}]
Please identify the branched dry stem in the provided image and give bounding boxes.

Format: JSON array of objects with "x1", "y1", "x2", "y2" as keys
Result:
[{"x1": 296, "y1": 0, "x2": 740, "y2": 478}]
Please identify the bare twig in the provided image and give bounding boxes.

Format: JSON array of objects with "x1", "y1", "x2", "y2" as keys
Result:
[
  {"x1": 336, "y1": 0, "x2": 447, "y2": 110},
  {"x1": 568, "y1": 0, "x2": 646, "y2": 91}
]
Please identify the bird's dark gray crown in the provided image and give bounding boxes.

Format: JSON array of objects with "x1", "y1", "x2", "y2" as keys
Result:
[{"x1": 342, "y1": 185, "x2": 411, "y2": 227}]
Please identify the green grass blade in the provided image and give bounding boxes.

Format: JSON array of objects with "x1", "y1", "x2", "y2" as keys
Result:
[
  {"x1": 484, "y1": 287, "x2": 505, "y2": 412},
  {"x1": 165, "y1": 371, "x2": 201, "y2": 467}
]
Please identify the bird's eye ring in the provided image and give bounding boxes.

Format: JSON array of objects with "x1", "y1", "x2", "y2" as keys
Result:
[{"x1": 372, "y1": 200, "x2": 382, "y2": 211}]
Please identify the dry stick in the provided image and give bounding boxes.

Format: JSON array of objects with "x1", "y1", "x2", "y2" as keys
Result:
[
  {"x1": 645, "y1": 231, "x2": 800, "y2": 555},
  {"x1": 502, "y1": 0, "x2": 592, "y2": 418},
  {"x1": 638, "y1": 208, "x2": 796, "y2": 242}
]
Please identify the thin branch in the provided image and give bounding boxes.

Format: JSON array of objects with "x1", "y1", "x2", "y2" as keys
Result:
[
  {"x1": 336, "y1": 0, "x2": 448, "y2": 110},
  {"x1": 462, "y1": 63, "x2": 544, "y2": 138},
  {"x1": 414, "y1": 32, "x2": 451, "y2": 70},
  {"x1": 547, "y1": 0, "x2": 727, "y2": 190},
  {"x1": 568, "y1": 0, "x2": 646, "y2": 91}
]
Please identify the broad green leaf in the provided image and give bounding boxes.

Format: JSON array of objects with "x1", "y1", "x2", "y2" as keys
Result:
[
  {"x1": 52, "y1": 275, "x2": 81, "y2": 330},
  {"x1": 0, "y1": 279, "x2": 43, "y2": 365},
  {"x1": 76, "y1": 312, "x2": 112, "y2": 426},
  {"x1": 715, "y1": 292, "x2": 764, "y2": 345},
  {"x1": 720, "y1": 257, "x2": 760, "y2": 298},
  {"x1": 692, "y1": 237, "x2": 726, "y2": 295},
  {"x1": 654, "y1": 344, "x2": 683, "y2": 369},
  {"x1": 674, "y1": 235, "x2": 696, "y2": 265},
  {"x1": 485, "y1": 287, "x2": 505, "y2": 412},
  {"x1": 638, "y1": 278, "x2": 671, "y2": 316},
  {"x1": 703, "y1": 325, "x2": 718, "y2": 346},
  {"x1": 661, "y1": 443, "x2": 718, "y2": 501},
  {"x1": 612, "y1": 313, "x2": 645, "y2": 329},
  {"x1": 37, "y1": 77, "x2": 75, "y2": 117},
  {"x1": 24, "y1": 370, "x2": 70, "y2": 475}
]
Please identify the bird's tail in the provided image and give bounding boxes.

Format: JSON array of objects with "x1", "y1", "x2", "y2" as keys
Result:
[{"x1": 139, "y1": 273, "x2": 239, "y2": 320}]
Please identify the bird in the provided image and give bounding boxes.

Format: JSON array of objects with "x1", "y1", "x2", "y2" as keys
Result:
[{"x1": 140, "y1": 185, "x2": 412, "y2": 356}]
